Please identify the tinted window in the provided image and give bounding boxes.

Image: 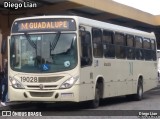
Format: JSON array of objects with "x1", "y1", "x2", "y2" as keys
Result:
[
  {"x1": 143, "y1": 38, "x2": 151, "y2": 49},
  {"x1": 103, "y1": 30, "x2": 115, "y2": 58},
  {"x1": 151, "y1": 39, "x2": 156, "y2": 61},
  {"x1": 126, "y1": 47, "x2": 135, "y2": 59},
  {"x1": 151, "y1": 39, "x2": 156, "y2": 50},
  {"x1": 126, "y1": 35, "x2": 134, "y2": 47},
  {"x1": 103, "y1": 30, "x2": 113, "y2": 44},
  {"x1": 115, "y1": 33, "x2": 126, "y2": 59},
  {"x1": 115, "y1": 33, "x2": 125, "y2": 45},
  {"x1": 135, "y1": 36, "x2": 143, "y2": 48},
  {"x1": 135, "y1": 49, "x2": 144, "y2": 60},
  {"x1": 135, "y1": 37, "x2": 143, "y2": 60},
  {"x1": 80, "y1": 31, "x2": 92, "y2": 67},
  {"x1": 143, "y1": 50, "x2": 152, "y2": 60},
  {"x1": 92, "y1": 28, "x2": 103, "y2": 58},
  {"x1": 143, "y1": 38, "x2": 151, "y2": 60},
  {"x1": 115, "y1": 46, "x2": 126, "y2": 59},
  {"x1": 126, "y1": 35, "x2": 135, "y2": 60}
]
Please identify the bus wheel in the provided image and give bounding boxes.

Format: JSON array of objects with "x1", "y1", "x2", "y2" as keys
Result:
[
  {"x1": 90, "y1": 84, "x2": 100, "y2": 108},
  {"x1": 134, "y1": 80, "x2": 143, "y2": 101}
]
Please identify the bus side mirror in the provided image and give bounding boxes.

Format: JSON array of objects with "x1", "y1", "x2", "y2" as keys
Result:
[{"x1": 1, "y1": 39, "x2": 7, "y2": 55}]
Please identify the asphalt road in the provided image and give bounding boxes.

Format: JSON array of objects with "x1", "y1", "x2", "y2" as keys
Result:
[{"x1": 1, "y1": 85, "x2": 160, "y2": 119}]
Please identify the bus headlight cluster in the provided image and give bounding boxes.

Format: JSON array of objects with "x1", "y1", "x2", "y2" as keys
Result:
[
  {"x1": 9, "y1": 77, "x2": 25, "y2": 89},
  {"x1": 59, "y1": 76, "x2": 79, "y2": 89}
]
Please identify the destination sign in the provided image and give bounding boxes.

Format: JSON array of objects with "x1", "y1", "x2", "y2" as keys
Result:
[{"x1": 11, "y1": 18, "x2": 76, "y2": 33}]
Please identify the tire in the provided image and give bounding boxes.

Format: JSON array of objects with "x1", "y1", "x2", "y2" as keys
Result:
[
  {"x1": 134, "y1": 80, "x2": 143, "y2": 101},
  {"x1": 89, "y1": 84, "x2": 100, "y2": 108}
]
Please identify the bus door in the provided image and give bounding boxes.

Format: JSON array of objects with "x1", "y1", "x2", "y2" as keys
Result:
[{"x1": 79, "y1": 26, "x2": 94, "y2": 101}]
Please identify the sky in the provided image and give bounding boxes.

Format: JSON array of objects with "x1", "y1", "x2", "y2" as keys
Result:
[{"x1": 113, "y1": 0, "x2": 160, "y2": 15}]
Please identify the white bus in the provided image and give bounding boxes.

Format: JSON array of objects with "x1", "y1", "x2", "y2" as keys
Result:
[{"x1": 8, "y1": 16, "x2": 157, "y2": 108}]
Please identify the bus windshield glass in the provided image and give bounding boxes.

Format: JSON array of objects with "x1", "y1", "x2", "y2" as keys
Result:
[{"x1": 10, "y1": 33, "x2": 77, "y2": 73}]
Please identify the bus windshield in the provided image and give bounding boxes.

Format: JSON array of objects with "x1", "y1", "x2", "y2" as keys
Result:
[{"x1": 10, "y1": 33, "x2": 77, "y2": 73}]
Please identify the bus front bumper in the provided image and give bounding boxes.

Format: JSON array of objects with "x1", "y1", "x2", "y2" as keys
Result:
[{"x1": 8, "y1": 85, "x2": 80, "y2": 102}]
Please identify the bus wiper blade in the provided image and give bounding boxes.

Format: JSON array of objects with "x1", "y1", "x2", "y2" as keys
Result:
[
  {"x1": 24, "y1": 32, "x2": 37, "y2": 49},
  {"x1": 50, "y1": 31, "x2": 61, "y2": 51}
]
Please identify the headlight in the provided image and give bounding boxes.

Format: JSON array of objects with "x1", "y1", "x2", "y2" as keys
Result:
[
  {"x1": 59, "y1": 76, "x2": 79, "y2": 89},
  {"x1": 9, "y1": 77, "x2": 25, "y2": 89}
]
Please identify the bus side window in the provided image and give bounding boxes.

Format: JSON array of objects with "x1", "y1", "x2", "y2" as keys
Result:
[
  {"x1": 103, "y1": 30, "x2": 115, "y2": 58},
  {"x1": 143, "y1": 38, "x2": 152, "y2": 60},
  {"x1": 92, "y1": 28, "x2": 103, "y2": 58},
  {"x1": 115, "y1": 33, "x2": 126, "y2": 59},
  {"x1": 126, "y1": 35, "x2": 135, "y2": 59},
  {"x1": 80, "y1": 31, "x2": 92, "y2": 67},
  {"x1": 151, "y1": 39, "x2": 156, "y2": 61},
  {"x1": 135, "y1": 36, "x2": 143, "y2": 60}
]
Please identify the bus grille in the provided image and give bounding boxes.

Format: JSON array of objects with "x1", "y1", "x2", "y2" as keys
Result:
[
  {"x1": 30, "y1": 92, "x2": 53, "y2": 97},
  {"x1": 27, "y1": 85, "x2": 58, "y2": 89},
  {"x1": 38, "y1": 76, "x2": 64, "y2": 83}
]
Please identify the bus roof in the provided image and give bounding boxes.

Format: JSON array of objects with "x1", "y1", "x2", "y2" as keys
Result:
[{"x1": 13, "y1": 15, "x2": 155, "y2": 39}]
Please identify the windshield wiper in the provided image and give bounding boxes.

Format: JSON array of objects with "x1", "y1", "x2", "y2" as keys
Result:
[
  {"x1": 24, "y1": 32, "x2": 37, "y2": 49},
  {"x1": 50, "y1": 31, "x2": 61, "y2": 51}
]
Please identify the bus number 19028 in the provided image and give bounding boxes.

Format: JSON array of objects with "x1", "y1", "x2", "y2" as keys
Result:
[{"x1": 20, "y1": 77, "x2": 38, "y2": 83}]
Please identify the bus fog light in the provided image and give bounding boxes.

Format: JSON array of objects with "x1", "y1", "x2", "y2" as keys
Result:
[
  {"x1": 59, "y1": 76, "x2": 79, "y2": 89},
  {"x1": 9, "y1": 77, "x2": 25, "y2": 89}
]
